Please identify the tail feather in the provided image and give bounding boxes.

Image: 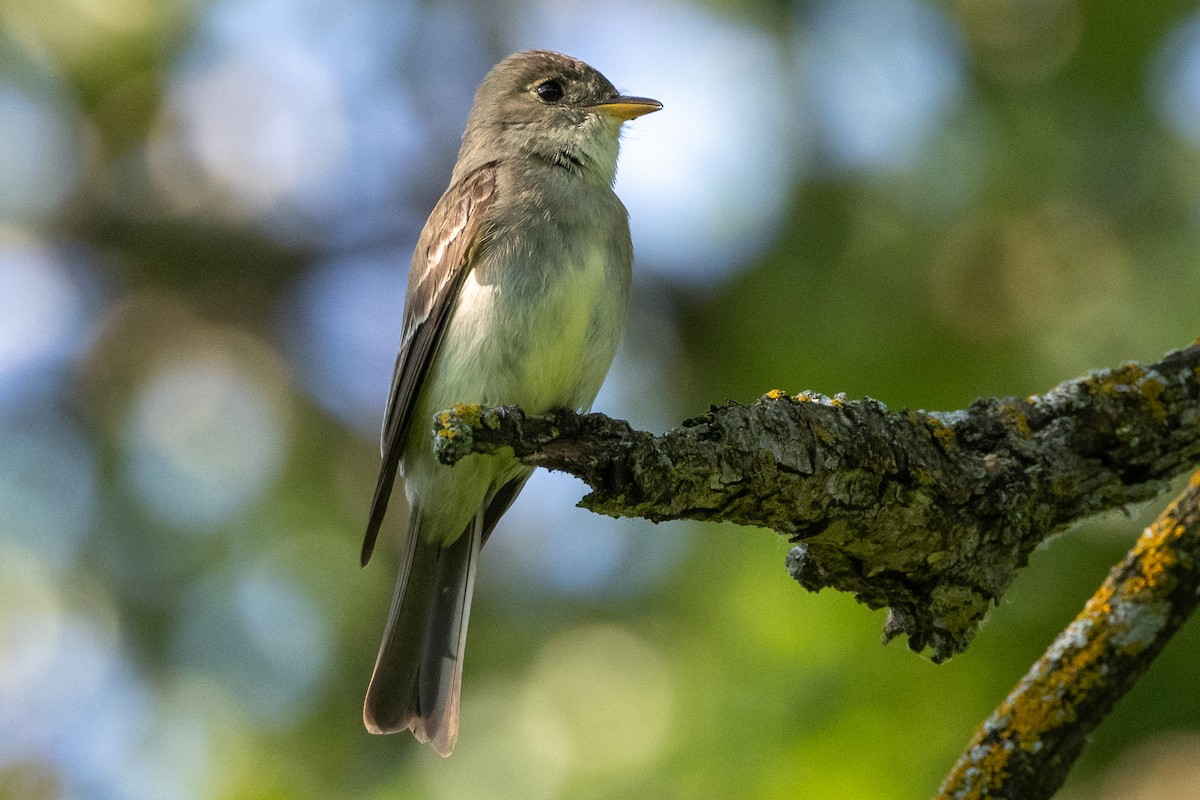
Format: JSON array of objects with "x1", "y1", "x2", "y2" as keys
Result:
[
  {"x1": 417, "y1": 514, "x2": 480, "y2": 752},
  {"x1": 363, "y1": 508, "x2": 482, "y2": 757}
]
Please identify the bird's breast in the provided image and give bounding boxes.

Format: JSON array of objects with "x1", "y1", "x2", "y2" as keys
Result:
[{"x1": 434, "y1": 231, "x2": 628, "y2": 415}]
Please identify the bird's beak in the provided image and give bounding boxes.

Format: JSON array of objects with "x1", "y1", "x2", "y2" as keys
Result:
[{"x1": 589, "y1": 95, "x2": 663, "y2": 121}]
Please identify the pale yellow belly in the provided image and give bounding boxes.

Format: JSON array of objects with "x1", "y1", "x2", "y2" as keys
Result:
[{"x1": 401, "y1": 245, "x2": 625, "y2": 544}]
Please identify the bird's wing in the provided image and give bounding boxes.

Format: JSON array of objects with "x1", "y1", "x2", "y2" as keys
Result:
[{"x1": 361, "y1": 163, "x2": 499, "y2": 566}]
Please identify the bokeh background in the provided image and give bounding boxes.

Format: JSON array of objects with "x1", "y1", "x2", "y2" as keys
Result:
[{"x1": 2, "y1": 0, "x2": 1199, "y2": 797}]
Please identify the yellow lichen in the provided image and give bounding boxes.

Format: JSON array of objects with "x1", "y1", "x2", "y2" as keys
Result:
[
  {"x1": 764, "y1": 388, "x2": 787, "y2": 400},
  {"x1": 435, "y1": 403, "x2": 484, "y2": 440},
  {"x1": 1122, "y1": 515, "x2": 1180, "y2": 598},
  {"x1": 452, "y1": 402, "x2": 483, "y2": 425},
  {"x1": 1138, "y1": 376, "x2": 1168, "y2": 424},
  {"x1": 1085, "y1": 582, "x2": 1114, "y2": 617},
  {"x1": 1130, "y1": 546, "x2": 1174, "y2": 594},
  {"x1": 999, "y1": 402, "x2": 1032, "y2": 437},
  {"x1": 956, "y1": 721, "x2": 1013, "y2": 796},
  {"x1": 1057, "y1": 627, "x2": 1109, "y2": 696},
  {"x1": 435, "y1": 410, "x2": 458, "y2": 440},
  {"x1": 926, "y1": 416, "x2": 957, "y2": 447},
  {"x1": 1087, "y1": 363, "x2": 1145, "y2": 400}
]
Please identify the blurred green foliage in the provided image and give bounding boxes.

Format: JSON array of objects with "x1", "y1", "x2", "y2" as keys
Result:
[{"x1": 1, "y1": 0, "x2": 1199, "y2": 798}]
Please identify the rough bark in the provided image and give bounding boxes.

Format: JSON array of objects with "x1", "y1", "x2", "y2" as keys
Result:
[
  {"x1": 936, "y1": 471, "x2": 1200, "y2": 800},
  {"x1": 433, "y1": 343, "x2": 1200, "y2": 662}
]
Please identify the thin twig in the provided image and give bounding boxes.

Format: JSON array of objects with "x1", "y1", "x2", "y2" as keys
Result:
[{"x1": 936, "y1": 471, "x2": 1200, "y2": 799}]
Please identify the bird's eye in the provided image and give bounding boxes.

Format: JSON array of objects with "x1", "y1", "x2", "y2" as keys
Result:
[{"x1": 536, "y1": 79, "x2": 564, "y2": 103}]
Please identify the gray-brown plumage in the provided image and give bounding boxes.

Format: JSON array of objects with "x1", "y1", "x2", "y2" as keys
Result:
[{"x1": 361, "y1": 50, "x2": 659, "y2": 755}]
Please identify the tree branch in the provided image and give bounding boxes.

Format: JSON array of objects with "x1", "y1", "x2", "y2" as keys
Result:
[
  {"x1": 936, "y1": 470, "x2": 1200, "y2": 800},
  {"x1": 433, "y1": 343, "x2": 1200, "y2": 661}
]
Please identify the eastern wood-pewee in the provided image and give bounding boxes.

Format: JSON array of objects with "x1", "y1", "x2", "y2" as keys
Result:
[{"x1": 360, "y1": 50, "x2": 660, "y2": 756}]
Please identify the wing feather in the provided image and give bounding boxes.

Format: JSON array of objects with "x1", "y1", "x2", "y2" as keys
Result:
[{"x1": 361, "y1": 164, "x2": 499, "y2": 566}]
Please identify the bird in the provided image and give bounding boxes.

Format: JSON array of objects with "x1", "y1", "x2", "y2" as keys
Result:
[{"x1": 359, "y1": 50, "x2": 660, "y2": 756}]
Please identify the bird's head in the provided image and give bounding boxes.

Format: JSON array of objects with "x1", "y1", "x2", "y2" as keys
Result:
[{"x1": 456, "y1": 50, "x2": 661, "y2": 186}]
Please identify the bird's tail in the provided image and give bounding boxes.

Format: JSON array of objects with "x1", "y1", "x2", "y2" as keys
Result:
[{"x1": 363, "y1": 507, "x2": 481, "y2": 756}]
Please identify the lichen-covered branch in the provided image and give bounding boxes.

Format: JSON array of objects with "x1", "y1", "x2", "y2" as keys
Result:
[
  {"x1": 936, "y1": 471, "x2": 1200, "y2": 800},
  {"x1": 433, "y1": 343, "x2": 1200, "y2": 661}
]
